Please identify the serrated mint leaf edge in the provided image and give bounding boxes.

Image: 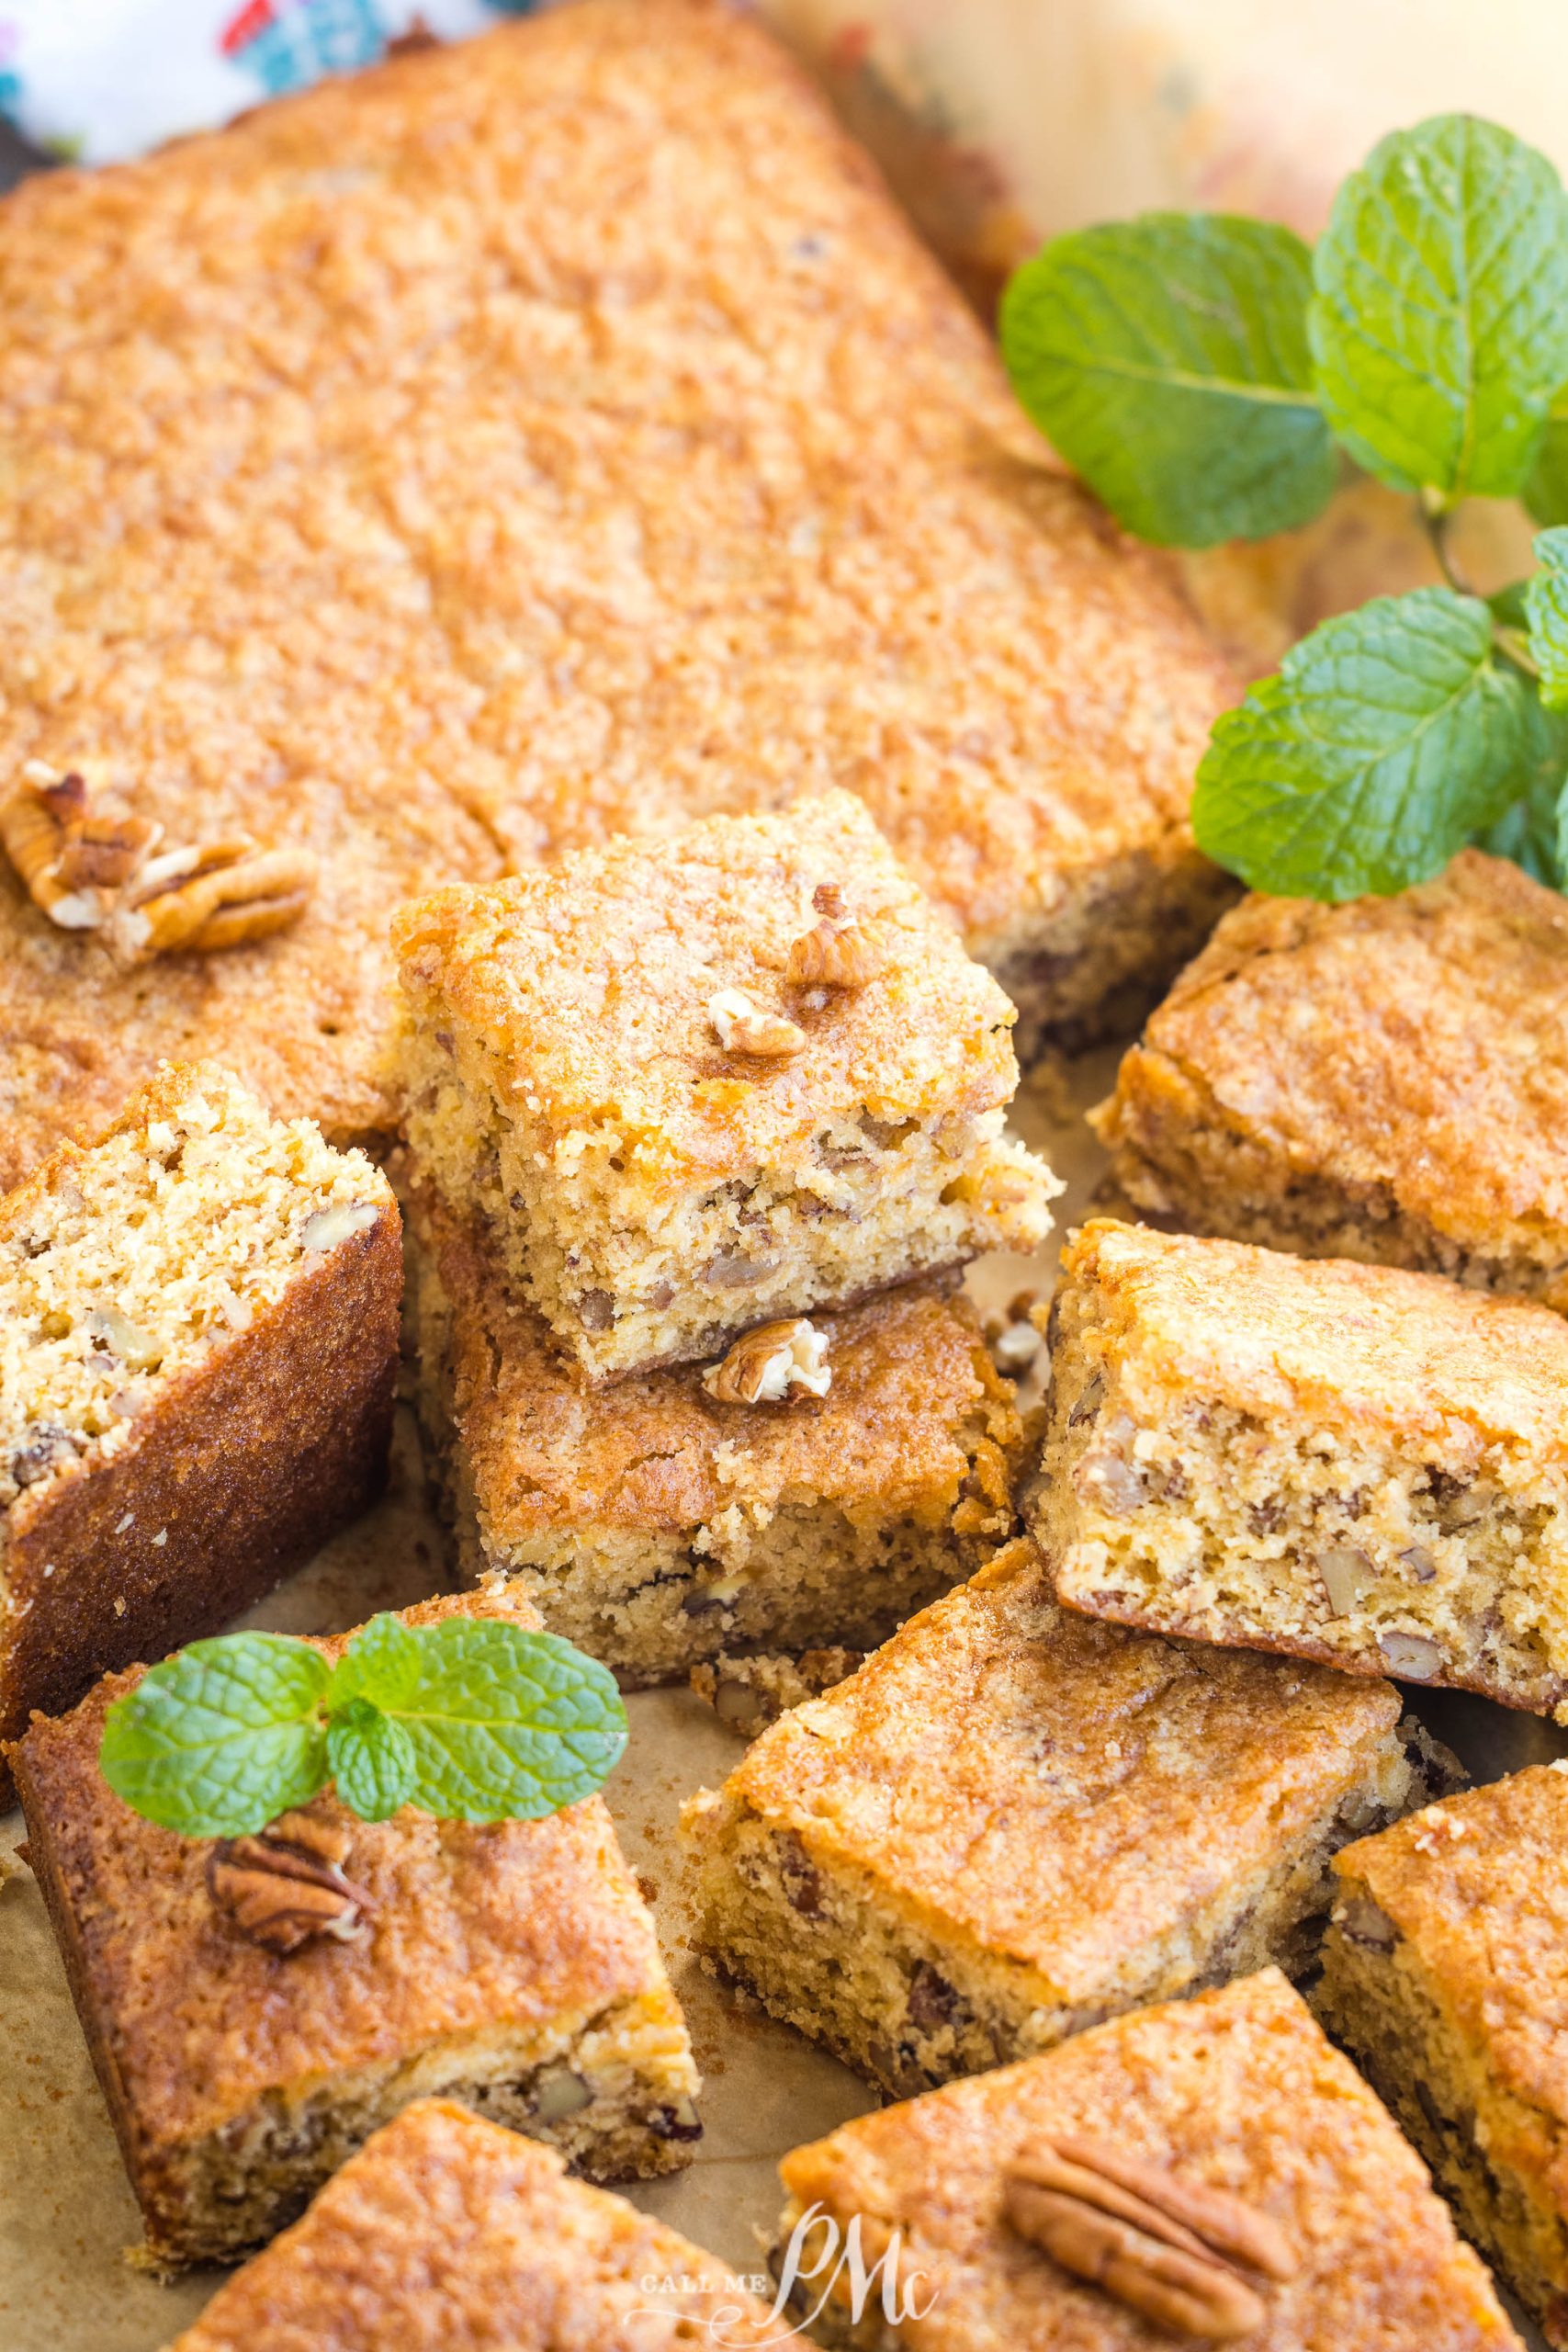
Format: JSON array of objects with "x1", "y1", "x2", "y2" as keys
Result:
[
  {"x1": 327, "y1": 1700, "x2": 418, "y2": 1823},
  {"x1": 1525, "y1": 528, "x2": 1568, "y2": 709}
]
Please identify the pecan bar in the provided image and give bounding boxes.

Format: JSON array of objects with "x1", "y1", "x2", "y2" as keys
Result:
[
  {"x1": 1090, "y1": 850, "x2": 1568, "y2": 1309},
  {"x1": 681, "y1": 1537, "x2": 1443, "y2": 2100},
  {"x1": 406, "y1": 1185, "x2": 1023, "y2": 1684},
  {"x1": 170, "y1": 2101, "x2": 794, "y2": 2351},
  {"x1": 775, "y1": 1969, "x2": 1520, "y2": 2349},
  {"x1": 1032, "y1": 1220, "x2": 1568, "y2": 1719},
  {"x1": 0, "y1": 1059, "x2": 398, "y2": 1804},
  {"x1": 394, "y1": 792, "x2": 1059, "y2": 1382},
  {"x1": 1318, "y1": 1765, "x2": 1568, "y2": 2349},
  {"x1": 8, "y1": 1589, "x2": 701, "y2": 2267}
]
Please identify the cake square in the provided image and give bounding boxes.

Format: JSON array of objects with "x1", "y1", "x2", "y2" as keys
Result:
[
  {"x1": 8, "y1": 1589, "x2": 701, "y2": 2268},
  {"x1": 406, "y1": 1186, "x2": 1024, "y2": 1684},
  {"x1": 1090, "y1": 850, "x2": 1568, "y2": 1310},
  {"x1": 0, "y1": 1059, "x2": 399, "y2": 1802},
  {"x1": 681, "y1": 1537, "x2": 1440, "y2": 2099},
  {"x1": 1032, "y1": 1218, "x2": 1568, "y2": 1719},
  {"x1": 774, "y1": 1969, "x2": 1521, "y2": 2350},
  {"x1": 0, "y1": 0, "x2": 1235, "y2": 1193},
  {"x1": 404, "y1": 1194, "x2": 1020, "y2": 1693},
  {"x1": 170, "y1": 2098, "x2": 796, "y2": 2351},
  {"x1": 1318, "y1": 1764, "x2": 1568, "y2": 2348},
  {"x1": 394, "y1": 791, "x2": 1059, "y2": 1383}
]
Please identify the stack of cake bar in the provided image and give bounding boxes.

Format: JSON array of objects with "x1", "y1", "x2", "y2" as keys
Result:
[{"x1": 394, "y1": 786, "x2": 1059, "y2": 1679}]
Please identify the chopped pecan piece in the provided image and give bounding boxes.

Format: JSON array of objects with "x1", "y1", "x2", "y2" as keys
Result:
[
  {"x1": 707, "y1": 987, "x2": 806, "y2": 1057},
  {"x1": 786, "y1": 917, "x2": 886, "y2": 991},
  {"x1": 1004, "y1": 2134, "x2": 1297, "y2": 2341},
  {"x1": 702, "y1": 1317, "x2": 831, "y2": 1405},
  {"x1": 207, "y1": 1807, "x2": 375, "y2": 1956}
]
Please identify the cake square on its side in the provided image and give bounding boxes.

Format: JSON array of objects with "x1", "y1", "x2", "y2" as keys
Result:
[
  {"x1": 0, "y1": 0, "x2": 1237, "y2": 1193},
  {"x1": 1090, "y1": 851, "x2": 1568, "y2": 1308},
  {"x1": 0, "y1": 1059, "x2": 399, "y2": 1803},
  {"x1": 394, "y1": 791, "x2": 1059, "y2": 1383},
  {"x1": 1317, "y1": 1765, "x2": 1568, "y2": 2349},
  {"x1": 9, "y1": 1589, "x2": 701, "y2": 2269},
  {"x1": 169, "y1": 2099, "x2": 797, "y2": 2351},
  {"x1": 1031, "y1": 1219, "x2": 1568, "y2": 1720},
  {"x1": 774, "y1": 1970, "x2": 1521, "y2": 2351},
  {"x1": 406, "y1": 1188, "x2": 1024, "y2": 1685},
  {"x1": 680, "y1": 1537, "x2": 1442, "y2": 2100}
]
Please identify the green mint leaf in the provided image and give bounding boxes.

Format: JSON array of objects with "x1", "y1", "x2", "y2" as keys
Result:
[
  {"x1": 998, "y1": 214, "x2": 1333, "y2": 547},
  {"x1": 330, "y1": 1611, "x2": 423, "y2": 1713},
  {"x1": 1525, "y1": 388, "x2": 1568, "y2": 526},
  {"x1": 98, "y1": 1634, "x2": 331, "y2": 1838},
  {"x1": 1310, "y1": 116, "x2": 1568, "y2": 503},
  {"x1": 327, "y1": 1696, "x2": 417, "y2": 1823},
  {"x1": 1192, "y1": 586, "x2": 1531, "y2": 899},
  {"x1": 1476, "y1": 664, "x2": 1568, "y2": 887},
  {"x1": 1525, "y1": 529, "x2": 1568, "y2": 708},
  {"x1": 376, "y1": 1621, "x2": 628, "y2": 1824}
]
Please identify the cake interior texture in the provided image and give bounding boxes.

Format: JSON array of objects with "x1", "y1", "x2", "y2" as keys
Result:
[
  {"x1": 0, "y1": 1058, "x2": 385, "y2": 1509},
  {"x1": 10, "y1": 1589, "x2": 700, "y2": 2267},
  {"x1": 1034, "y1": 1219, "x2": 1568, "y2": 1722},
  {"x1": 394, "y1": 793, "x2": 1057, "y2": 1379},
  {"x1": 406, "y1": 1188, "x2": 1023, "y2": 1683},
  {"x1": 682, "y1": 1538, "x2": 1442, "y2": 2100},
  {"x1": 1317, "y1": 1768, "x2": 1568, "y2": 2349},
  {"x1": 1091, "y1": 850, "x2": 1568, "y2": 1308}
]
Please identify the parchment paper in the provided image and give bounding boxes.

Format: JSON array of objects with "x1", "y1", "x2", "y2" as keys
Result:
[{"x1": 2, "y1": 1052, "x2": 1560, "y2": 2349}]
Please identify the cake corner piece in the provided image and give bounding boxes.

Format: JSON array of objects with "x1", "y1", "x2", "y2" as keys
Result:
[{"x1": 10, "y1": 1585, "x2": 699, "y2": 2269}]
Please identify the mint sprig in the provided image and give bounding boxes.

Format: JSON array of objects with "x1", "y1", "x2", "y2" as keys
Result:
[
  {"x1": 98, "y1": 1616, "x2": 628, "y2": 1839},
  {"x1": 1000, "y1": 111, "x2": 1568, "y2": 903}
]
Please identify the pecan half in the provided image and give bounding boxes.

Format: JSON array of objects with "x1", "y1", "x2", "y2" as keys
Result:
[
  {"x1": 702, "y1": 1317, "x2": 831, "y2": 1404},
  {"x1": 1004, "y1": 2136, "x2": 1296, "y2": 2342},
  {"x1": 786, "y1": 918, "x2": 886, "y2": 991},
  {"x1": 707, "y1": 988, "x2": 806, "y2": 1058},
  {"x1": 1, "y1": 765, "x2": 315, "y2": 962},
  {"x1": 207, "y1": 1808, "x2": 375, "y2": 1956}
]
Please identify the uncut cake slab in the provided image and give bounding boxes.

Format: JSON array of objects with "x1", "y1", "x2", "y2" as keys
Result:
[{"x1": 1, "y1": 1056, "x2": 1561, "y2": 2352}]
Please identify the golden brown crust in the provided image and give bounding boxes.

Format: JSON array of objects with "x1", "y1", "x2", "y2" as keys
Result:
[
  {"x1": 710, "y1": 1539, "x2": 1405, "y2": 1996},
  {"x1": 778, "y1": 1971, "x2": 1520, "y2": 2350},
  {"x1": 393, "y1": 791, "x2": 1021, "y2": 1180},
  {"x1": 0, "y1": 0, "x2": 1233, "y2": 1186},
  {"x1": 1094, "y1": 851, "x2": 1568, "y2": 1293},
  {"x1": 410, "y1": 1185, "x2": 1020, "y2": 1542},
  {"x1": 1331, "y1": 1769, "x2": 1568, "y2": 2180},
  {"x1": 1057, "y1": 1217, "x2": 1568, "y2": 1467},
  {"x1": 10, "y1": 1590, "x2": 680, "y2": 2177},
  {"x1": 169, "y1": 2100, "x2": 794, "y2": 2351}
]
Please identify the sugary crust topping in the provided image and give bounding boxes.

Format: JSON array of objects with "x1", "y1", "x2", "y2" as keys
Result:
[
  {"x1": 778, "y1": 1972, "x2": 1518, "y2": 2349},
  {"x1": 1064, "y1": 1218, "x2": 1568, "y2": 1469},
  {"x1": 393, "y1": 793, "x2": 1020, "y2": 1175},
  {"x1": 0, "y1": 0, "x2": 1232, "y2": 1190},
  {"x1": 1334, "y1": 1765, "x2": 1568, "y2": 2155},
  {"x1": 718, "y1": 1539, "x2": 1401, "y2": 1994},
  {"x1": 11, "y1": 1590, "x2": 678, "y2": 2151},
  {"x1": 171, "y1": 2100, "x2": 792, "y2": 2350},
  {"x1": 412, "y1": 1190, "x2": 1021, "y2": 1535},
  {"x1": 1100, "y1": 851, "x2": 1568, "y2": 1258}
]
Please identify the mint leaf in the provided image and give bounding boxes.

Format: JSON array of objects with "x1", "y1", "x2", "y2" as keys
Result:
[
  {"x1": 1526, "y1": 529, "x2": 1568, "y2": 707},
  {"x1": 999, "y1": 214, "x2": 1333, "y2": 547},
  {"x1": 378, "y1": 1621, "x2": 627, "y2": 1824},
  {"x1": 1476, "y1": 662, "x2": 1568, "y2": 887},
  {"x1": 330, "y1": 1611, "x2": 423, "y2": 1713},
  {"x1": 1310, "y1": 116, "x2": 1568, "y2": 502},
  {"x1": 99, "y1": 1634, "x2": 330, "y2": 1838},
  {"x1": 1525, "y1": 388, "x2": 1568, "y2": 526},
  {"x1": 1192, "y1": 586, "x2": 1531, "y2": 899},
  {"x1": 327, "y1": 1697, "x2": 417, "y2": 1823}
]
